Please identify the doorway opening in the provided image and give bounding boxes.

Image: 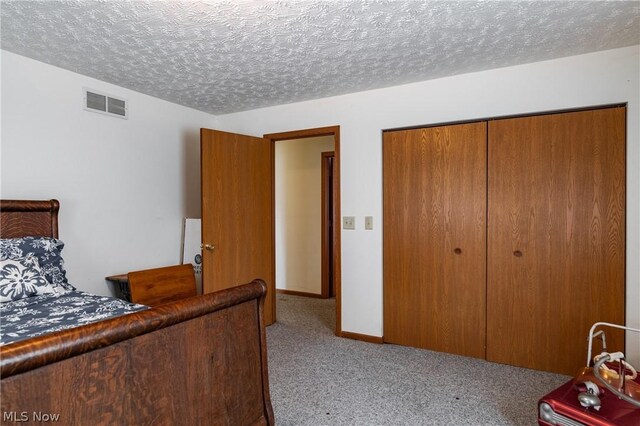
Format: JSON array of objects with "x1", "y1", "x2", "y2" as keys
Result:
[{"x1": 265, "y1": 126, "x2": 342, "y2": 336}]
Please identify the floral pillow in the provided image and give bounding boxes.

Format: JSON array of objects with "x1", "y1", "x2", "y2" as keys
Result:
[
  {"x1": 0, "y1": 237, "x2": 75, "y2": 292},
  {"x1": 0, "y1": 255, "x2": 58, "y2": 302}
]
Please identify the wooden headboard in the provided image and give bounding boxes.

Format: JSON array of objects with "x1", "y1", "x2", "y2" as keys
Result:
[{"x1": 0, "y1": 199, "x2": 60, "y2": 238}]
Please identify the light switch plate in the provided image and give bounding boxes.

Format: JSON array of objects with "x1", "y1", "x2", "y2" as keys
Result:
[
  {"x1": 365, "y1": 216, "x2": 373, "y2": 230},
  {"x1": 343, "y1": 216, "x2": 355, "y2": 230}
]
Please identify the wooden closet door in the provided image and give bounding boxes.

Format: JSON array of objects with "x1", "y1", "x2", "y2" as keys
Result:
[
  {"x1": 487, "y1": 107, "x2": 625, "y2": 375},
  {"x1": 383, "y1": 122, "x2": 487, "y2": 358}
]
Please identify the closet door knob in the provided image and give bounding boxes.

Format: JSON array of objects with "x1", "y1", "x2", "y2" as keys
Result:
[
  {"x1": 454, "y1": 248, "x2": 462, "y2": 255},
  {"x1": 513, "y1": 250, "x2": 523, "y2": 257}
]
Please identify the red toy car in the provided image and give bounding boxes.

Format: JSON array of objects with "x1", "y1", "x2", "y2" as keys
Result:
[{"x1": 538, "y1": 322, "x2": 640, "y2": 426}]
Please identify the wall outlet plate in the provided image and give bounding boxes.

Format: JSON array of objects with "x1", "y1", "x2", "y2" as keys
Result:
[
  {"x1": 343, "y1": 216, "x2": 355, "y2": 230},
  {"x1": 365, "y1": 216, "x2": 373, "y2": 230}
]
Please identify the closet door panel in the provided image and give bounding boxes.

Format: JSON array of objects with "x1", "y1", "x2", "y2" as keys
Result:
[
  {"x1": 383, "y1": 122, "x2": 487, "y2": 358},
  {"x1": 487, "y1": 107, "x2": 625, "y2": 375}
]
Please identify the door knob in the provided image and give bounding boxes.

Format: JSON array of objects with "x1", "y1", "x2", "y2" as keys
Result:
[
  {"x1": 202, "y1": 244, "x2": 215, "y2": 252},
  {"x1": 454, "y1": 248, "x2": 462, "y2": 255},
  {"x1": 513, "y1": 250, "x2": 523, "y2": 257}
]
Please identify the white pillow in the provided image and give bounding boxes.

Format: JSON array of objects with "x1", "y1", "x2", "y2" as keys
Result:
[{"x1": 0, "y1": 254, "x2": 58, "y2": 302}]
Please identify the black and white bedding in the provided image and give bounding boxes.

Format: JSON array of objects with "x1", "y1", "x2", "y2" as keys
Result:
[
  {"x1": 0, "y1": 290, "x2": 147, "y2": 346},
  {"x1": 0, "y1": 236, "x2": 147, "y2": 346}
]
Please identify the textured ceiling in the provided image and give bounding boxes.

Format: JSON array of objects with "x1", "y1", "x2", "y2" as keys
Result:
[{"x1": 2, "y1": 1, "x2": 638, "y2": 115}]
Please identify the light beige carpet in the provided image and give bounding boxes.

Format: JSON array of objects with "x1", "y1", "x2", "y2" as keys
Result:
[{"x1": 266, "y1": 294, "x2": 569, "y2": 425}]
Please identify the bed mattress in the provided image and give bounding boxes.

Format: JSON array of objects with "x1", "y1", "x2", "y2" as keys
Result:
[{"x1": 0, "y1": 291, "x2": 147, "y2": 346}]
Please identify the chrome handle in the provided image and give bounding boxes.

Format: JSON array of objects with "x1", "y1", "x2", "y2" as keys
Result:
[{"x1": 201, "y1": 244, "x2": 215, "y2": 252}]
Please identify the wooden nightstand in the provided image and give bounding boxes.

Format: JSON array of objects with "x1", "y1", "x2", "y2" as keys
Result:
[
  {"x1": 105, "y1": 273, "x2": 131, "y2": 301},
  {"x1": 106, "y1": 264, "x2": 197, "y2": 307}
]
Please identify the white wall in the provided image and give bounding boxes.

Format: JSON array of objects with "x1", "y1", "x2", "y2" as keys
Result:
[
  {"x1": 275, "y1": 136, "x2": 335, "y2": 294},
  {"x1": 1, "y1": 50, "x2": 216, "y2": 296},
  {"x1": 216, "y1": 46, "x2": 640, "y2": 364}
]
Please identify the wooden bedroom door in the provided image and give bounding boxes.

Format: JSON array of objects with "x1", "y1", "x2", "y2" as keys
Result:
[
  {"x1": 201, "y1": 129, "x2": 275, "y2": 325},
  {"x1": 486, "y1": 107, "x2": 625, "y2": 375},
  {"x1": 383, "y1": 122, "x2": 487, "y2": 358}
]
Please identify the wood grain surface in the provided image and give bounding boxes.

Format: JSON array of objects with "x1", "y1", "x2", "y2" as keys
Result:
[
  {"x1": 0, "y1": 199, "x2": 59, "y2": 238},
  {"x1": 486, "y1": 107, "x2": 625, "y2": 375},
  {"x1": 321, "y1": 151, "x2": 335, "y2": 299},
  {"x1": 383, "y1": 122, "x2": 487, "y2": 358},
  {"x1": 1, "y1": 281, "x2": 274, "y2": 425},
  {"x1": 201, "y1": 129, "x2": 275, "y2": 325},
  {"x1": 128, "y1": 264, "x2": 197, "y2": 306}
]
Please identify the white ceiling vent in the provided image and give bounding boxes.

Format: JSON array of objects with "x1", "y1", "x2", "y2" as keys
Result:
[{"x1": 83, "y1": 88, "x2": 128, "y2": 119}]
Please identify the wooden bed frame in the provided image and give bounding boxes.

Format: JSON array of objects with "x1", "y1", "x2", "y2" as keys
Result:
[{"x1": 0, "y1": 199, "x2": 274, "y2": 425}]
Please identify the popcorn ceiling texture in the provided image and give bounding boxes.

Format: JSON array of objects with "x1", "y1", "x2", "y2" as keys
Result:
[{"x1": 1, "y1": 1, "x2": 638, "y2": 115}]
